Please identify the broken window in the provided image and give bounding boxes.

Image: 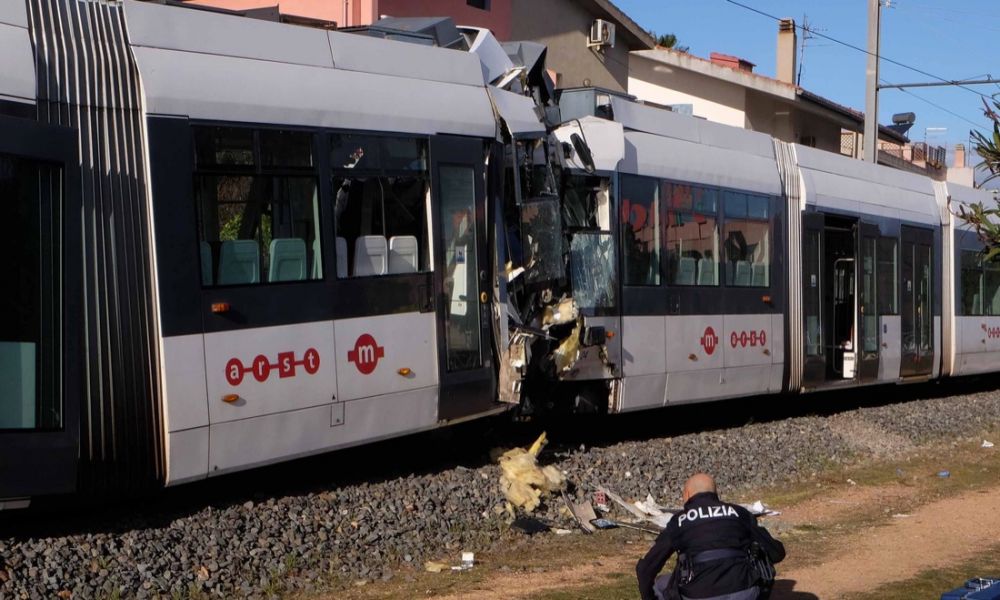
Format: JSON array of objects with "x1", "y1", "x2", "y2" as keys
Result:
[
  {"x1": 562, "y1": 175, "x2": 610, "y2": 231},
  {"x1": 331, "y1": 133, "x2": 431, "y2": 277},
  {"x1": 520, "y1": 199, "x2": 563, "y2": 284},
  {"x1": 570, "y1": 232, "x2": 617, "y2": 311}
]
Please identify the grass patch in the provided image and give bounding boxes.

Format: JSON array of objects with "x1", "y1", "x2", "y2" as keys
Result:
[{"x1": 847, "y1": 543, "x2": 1000, "y2": 600}]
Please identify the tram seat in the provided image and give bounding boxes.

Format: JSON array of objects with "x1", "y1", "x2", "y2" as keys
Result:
[
  {"x1": 388, "y1": 235, "x2": 419, "y2": 274},
  {"x1": 199, "y1": 241, "x2": 213, "y2": 286},
  {"x1": 734, "y1": 261, "x2": 751, "y2": 286},
  {"x1": 752, "y1": 263, "x2": 767, "y2": 287},
  {"x1": 218, "y1": 240, "x2": 260, "y2": 285},
  {"x1": 268, "y1": 238, "x2": 307, "y2": 282},
  {"x1": 354, "y1": 235, "x2": 387, "y2": 276},
  {"x1": 336, "y1": 237, "x2": 348, "y2": 278},
  {"x1": 697, "y1": 258, "x2": 716, "y2": 285},
  {"x1": 677, "y1": 257, "x2": 696, "y2": 285}
]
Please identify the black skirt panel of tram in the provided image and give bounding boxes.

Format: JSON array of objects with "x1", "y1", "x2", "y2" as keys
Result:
[{"x1": 27, "y1": 0, "x2": 165, "y2": 496}]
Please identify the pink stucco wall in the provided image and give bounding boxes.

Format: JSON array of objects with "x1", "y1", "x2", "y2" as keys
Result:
[
  {"x1": 187, "y1": 0, "x2": 509, "y2": 39},
  {"x1": 377, "y1": 0, "x2": 511, "y2": 40}
]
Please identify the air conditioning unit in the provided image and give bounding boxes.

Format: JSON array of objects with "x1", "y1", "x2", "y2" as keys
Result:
[{"x1": 588, "y1": 19, "x2": 615, "y2": 49}]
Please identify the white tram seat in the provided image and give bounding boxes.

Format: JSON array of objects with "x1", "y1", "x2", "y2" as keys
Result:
[
  {"x1": 752, "y1": 263, "x2": 767, "y2": 287},
  {"x1": 388, "y1": 235, "x2": 419, "y2": 274},
  {"x1": 199, "y1": 241, "x2": 213, "y2": 286},
  {"x1": 336, "y1": 237, "x2": 348, "y2": 278},
  {"x1": 268, "y1": 238, "x2": 307, "y2": 282},
  {"x1": 354, "y1": 235, "x2": 387, "y2": 276},
  {"x1": 218, "y1": 240, "x2": 260, "y2": 285},
  {"x1": 677, "y1": 257, "x2": 696, "y2": 285},
  {"x1": 697, "y1": 258, "x2": 716, "y2": 286},
  {"x1": 734, "y1": 260, "x2": 751, "y2": 287}
]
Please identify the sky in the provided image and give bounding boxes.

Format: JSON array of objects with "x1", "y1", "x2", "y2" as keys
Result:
[{"x1": 613, "y1": 0, "x2": 999, "y2": 160}]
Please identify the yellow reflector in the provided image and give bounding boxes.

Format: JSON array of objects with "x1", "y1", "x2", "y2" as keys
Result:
[
  {"x1": 211, "y1": 302, "x2": 231, "y2": 314},
  {"x1": 222, "y1": 394, "x2": 240, "y2": 404},
  {"x1": 398, "y1": 368, "x2": 412, "y2": 376}
]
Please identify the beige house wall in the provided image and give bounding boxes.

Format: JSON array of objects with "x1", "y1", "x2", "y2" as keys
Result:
[
  {"x1": 628, "y1": 56, "x2": 747, "y2": 128},
  {"x1": 511, "y1": 0, "x2": 631, "y2": 92}
]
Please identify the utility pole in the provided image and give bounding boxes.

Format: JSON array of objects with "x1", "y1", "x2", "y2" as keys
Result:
[{"x1": 863, "y1": 0, "x2": 881, "y2": 163}]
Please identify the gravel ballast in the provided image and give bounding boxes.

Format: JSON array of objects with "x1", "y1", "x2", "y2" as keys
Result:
[{"x1": 3, "y1": 386, "x2": 1000, "y2": 599}]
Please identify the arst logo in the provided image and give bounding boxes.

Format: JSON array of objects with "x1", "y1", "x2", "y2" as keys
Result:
[
  {"x1": 348, "y1": 333, "x2": 385, "y2": 375},
  {"x1": 225, "y1": 348, "x2": 320, "y2": 386},
  {"x1": 700, "y1": 326, "x2": 719, "y2": 355}
]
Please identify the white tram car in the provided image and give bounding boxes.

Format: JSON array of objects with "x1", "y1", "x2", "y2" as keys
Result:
[{"x1": 0, "y1": 0, "x2": 997, "y2": 505}]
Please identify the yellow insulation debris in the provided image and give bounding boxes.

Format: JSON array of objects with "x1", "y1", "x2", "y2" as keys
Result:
[{"x1": 497, "y1": 432, "x2": 566, "y2": 513}]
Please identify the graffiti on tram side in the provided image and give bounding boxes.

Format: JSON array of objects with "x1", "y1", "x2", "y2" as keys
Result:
[
  {"x1": 347, "y1": 333, "x2": 385, "y2": 375},
  {"x1": 730, "y1": 330, "x2": 767, "y2": 349},
  {"x1": 225, "y1": 348, "x2": 321, "y2": 386}
]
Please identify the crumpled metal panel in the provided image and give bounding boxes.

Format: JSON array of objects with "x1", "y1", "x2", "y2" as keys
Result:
[
  {"x1": 552, "y1": 116, "x2": 625, "y2": 173},
  {"x1": 491, "y1": 88, "x2": 545, "y2": 138},
  {"x1": 329, "y1": 29, "x2": 485, "y2": 87}
]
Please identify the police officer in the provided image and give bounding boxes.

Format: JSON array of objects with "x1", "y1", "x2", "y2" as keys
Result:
[{"x1": 636, "y1": 473, "x2": 785, "y2": 600}]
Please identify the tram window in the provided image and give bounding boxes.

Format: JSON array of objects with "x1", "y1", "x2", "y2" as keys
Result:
[
  {"x1": 195, "y1": 127, "x2": 254, "y2": 168},
  {"x1": 723, "y1": 192, "x2": 770, "y2": 287},
  {"x1": 877, "y1": 237, "x2": 898, "y2": 314},
  {"x1": 563, "y1": 175, "x2": 610, "y2": 230},
  {"x1": 331, "y1": 134, "x2": 430, "y2": 277},
  {"x1": 664, "y1": 182, "x2": 719, "y2": 286},
  {"x1": 620, "y1": 174, "x2": 660, "y2": 286},
  {"x1": 193, "y1": 125, "x2": 322, "y2": 286},
  {"x1": 960, "y1": 250, "x2": 1000, "y2": 315},
  {"x1": 1, "y1": 156, "x2": 62, "y2": 430},
  {"x1": 260, "y1": 130, "x2": 313, "y2": 168}
]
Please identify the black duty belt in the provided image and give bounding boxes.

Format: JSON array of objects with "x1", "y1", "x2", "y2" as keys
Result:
[{"x1": 690, "y1": 548, "x2": 746, "y2": 564}]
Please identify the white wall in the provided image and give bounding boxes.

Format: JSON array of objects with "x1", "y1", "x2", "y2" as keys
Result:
[{"x1": 628, "y1": 55, "x2": 747, "y2": 129}]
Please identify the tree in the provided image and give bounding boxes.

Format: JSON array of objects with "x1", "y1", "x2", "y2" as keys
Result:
[
  {"x1": 652, "y1": 32, "x2": 689, "y2": 53},
  {"x1": 961, "y1": 98, "x2": 1000, "y2": 260}
]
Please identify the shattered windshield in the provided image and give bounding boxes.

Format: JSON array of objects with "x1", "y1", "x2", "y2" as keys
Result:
[
  {"x1": 570, "y1": 232, "x2": 617, "y2": 311},
  {"x1": 562, "y1": 175, "x2": 610, "y2": 231},
  {"x1": 521, "y1": 199, "x2": 563, "y2": 284}
]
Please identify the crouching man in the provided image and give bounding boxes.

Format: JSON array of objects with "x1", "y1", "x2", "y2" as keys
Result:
[{"x1": 636, "y1": 473, "x2": 785, "y2": 600}]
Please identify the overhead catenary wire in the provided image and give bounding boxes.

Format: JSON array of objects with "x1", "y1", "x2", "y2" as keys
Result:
[{"x1": 721, "y1": 0, "x2": 995, "y2": 102}]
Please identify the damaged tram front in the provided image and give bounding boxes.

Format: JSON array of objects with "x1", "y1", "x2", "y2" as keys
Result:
[{"x1": 497, "y1": 104, "x2": 627, "y2": 415}]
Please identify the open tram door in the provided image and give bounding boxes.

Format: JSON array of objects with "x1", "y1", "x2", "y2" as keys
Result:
[
  {"x1": 801, "y1": 212, "x2": 866, "y2": 387},
  {"x1": 0, "y1": 115, "x2": 80, "y2": 501},
  {"x1": 430, "y1": 136, "x2": 495, "y2": 420}
]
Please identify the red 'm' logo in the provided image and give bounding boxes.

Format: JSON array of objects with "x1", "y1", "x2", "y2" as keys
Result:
[
  {"x1": 348, "y1": 333, "x2": 384, "y2": 375},
  {"x1": 700, "y1": 326, "x2": 718, "y2": 355}
]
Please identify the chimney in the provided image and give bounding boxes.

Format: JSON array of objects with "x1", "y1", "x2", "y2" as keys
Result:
[
  {"x1": 954, "y1": 144, "x2": 966, "y2": 169},
  {"x1": 710, "y1": 52, "x2": 755, "y2": 73},
  {"x1": 777, "y1": 18, "x2": 797, "y2": 84}
]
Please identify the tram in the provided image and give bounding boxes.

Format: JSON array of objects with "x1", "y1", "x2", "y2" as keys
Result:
[{"x1": 1, "y1": 0, "x2": 998, "y2": 506}]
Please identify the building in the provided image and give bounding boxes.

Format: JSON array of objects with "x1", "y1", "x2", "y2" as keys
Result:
[
  {"x1": 177, "y1": 0, "x2": 655, "y2": 93},
  {"x1": 948, "y1": 144, "x2": 977, "y2": 187},
  {"x1": 628, "y1": 18, "x2": 945, "y2": 178}
]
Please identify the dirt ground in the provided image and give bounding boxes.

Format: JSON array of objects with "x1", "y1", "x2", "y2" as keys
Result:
[{"x1": 312, "y1": 435, "x2": 1000, "y2": 600}]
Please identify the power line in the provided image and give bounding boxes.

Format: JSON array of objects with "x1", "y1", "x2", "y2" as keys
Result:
[
  {"x1": 883, "y1": 81, "x2": 988, "y2": 131},
  {"x1": 721, "y1": 0, "x2": 994, "y2": 101}
]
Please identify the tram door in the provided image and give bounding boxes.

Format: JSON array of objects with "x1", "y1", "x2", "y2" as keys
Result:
[
  {"x1": 801, "y1": 213, "x2": 826, "y2": 386},
  {"x1": 0, "y1": 116, "x2": 79, "y2": 499},
  {"x1": 858, "y1": 223, "x2": 880, "y2": 382},
  {"x1": 900, "y1": 226, "x2": 934, "y2": 377},
  {"x1": 430, "y1": 136, "x2": 495, "y2": 420}
]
